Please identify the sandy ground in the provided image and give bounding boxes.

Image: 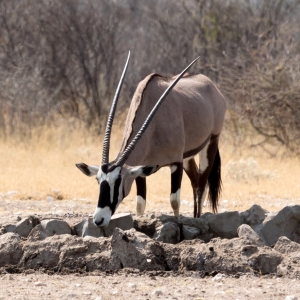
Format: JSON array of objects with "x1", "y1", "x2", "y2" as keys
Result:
[
  {"x1": 0, "y1": 198, "x2": 300, "y2": 299},
  {"x1": 0, "y1": 272, "x2": 300, "y2": 300}
]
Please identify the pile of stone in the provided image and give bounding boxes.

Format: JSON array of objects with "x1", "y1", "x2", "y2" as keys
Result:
[{"x1": 0, "y1": 205, "x2": 299, "y2": 277}]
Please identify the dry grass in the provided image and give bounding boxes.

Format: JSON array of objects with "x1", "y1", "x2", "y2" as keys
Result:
[{"x1": 1, "y1": 123, "x2": 299, "y2": 215}]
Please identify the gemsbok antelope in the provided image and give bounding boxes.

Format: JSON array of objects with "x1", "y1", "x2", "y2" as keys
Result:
[{"x1": 76, "y1": 52, "x2": 226, "y2": 227}]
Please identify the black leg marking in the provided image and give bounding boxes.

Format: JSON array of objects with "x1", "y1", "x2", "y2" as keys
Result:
[
  {"x1": 170, "y1": 162, "x2": 183, "y2": 216},
  {"x1": 183, "y1": 158, "x2": 199, "y2": 218},
  {"x1": 135, "y1": 177, "x2": 146, "y2": 200},
  {"x1": 135, "y1": 177, "x2": 147, "y2": 216}
]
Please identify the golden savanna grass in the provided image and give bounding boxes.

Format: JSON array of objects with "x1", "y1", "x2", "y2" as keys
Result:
[{"x1": 0, "y1": 120, "x2": 299, "y2": 214}]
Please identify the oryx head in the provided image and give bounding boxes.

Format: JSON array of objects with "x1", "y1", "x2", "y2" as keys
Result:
[{"x1": 76, "y1": 52, "x2": 200, "y2": 227}]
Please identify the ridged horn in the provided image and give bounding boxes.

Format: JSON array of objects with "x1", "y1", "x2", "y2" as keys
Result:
[
  {"x1": 115, "y1": 56, "x2": 200, "y2": 167},
  {"x1": 102, "y1": 51, "x2": 130, "y2": 165}
]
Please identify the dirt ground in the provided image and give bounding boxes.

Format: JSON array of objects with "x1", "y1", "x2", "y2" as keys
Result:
[
  {"x1": 0, "y1": 198, "x2": 300, "y2": 299},
  {"x1": 0, "y1": 271, "x2": 300, "y2": 300}
]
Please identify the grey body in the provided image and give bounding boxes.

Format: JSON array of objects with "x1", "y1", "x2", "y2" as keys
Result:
[
  {"x1": 120, "y1": 73, "x2": 226, "y2": 200},
  {"x1": 76, "y1": 55, "x2": 226, "y2": 226}
]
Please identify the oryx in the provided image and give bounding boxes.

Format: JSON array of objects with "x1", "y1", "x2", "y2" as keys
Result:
[{"x1": 76, "y1": 52, "x2": 226, "y2": 227}]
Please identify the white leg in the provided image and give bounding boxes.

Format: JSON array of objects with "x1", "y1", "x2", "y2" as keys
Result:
[
  {"x1": 170, "y1": 188, "x2": 181, "y2": 216},
  {"x1": 136, "y1": 195, "x2": 146, "y2": 216}
]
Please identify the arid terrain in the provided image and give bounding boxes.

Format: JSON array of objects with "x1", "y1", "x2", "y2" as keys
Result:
[
  {"x1": 1, "y1": 129, "x2": 300, "y2": 299},
  {"x1": 1, "y1": 270, "x2": 300, "y2": 300}
]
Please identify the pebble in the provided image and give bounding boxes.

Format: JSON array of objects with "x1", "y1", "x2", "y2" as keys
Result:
[
  {"x1": 83, "y1": 291, "x2": 91, "y2": 295},
  {"x1": 3, "y1": 274, "x2": 14, "y2": 280},
  {"x1": 34, "y1": 282, "x2": 47, "y2": 286},
  {"x1": 152, "y1": 289, "x2": 163, "y2": 296},
  {"x1": 212, "y1": 273, "x2": 226, "y2": 282},
  {"x1": 285, "y1": 296, "x2": 298, "y2": 300},
  {"x1": 128, "y1": 283, "x2": 137, "y2": 288}
]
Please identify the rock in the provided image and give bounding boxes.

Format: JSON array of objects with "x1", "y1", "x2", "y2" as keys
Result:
[
  {"x1": 179, "y1": 237, "x2": 254, "y2": 274},
  {"x1": 15, "y1": 216, "x2": 40, "y2": 238},
  {"x1": 153, "y1": 222, "x2": 180, "y2": 244},
  {"x1": 179, "y1": 243, "x2": 210, "y2": 272},
  {"x1": 0, "y1": 233, "x2": 23, "y2": 266},
  {"x1": 237, "y1": 224, "x2": 265, "y2": 247},
  {"x1": 178, "y1": 215, "x2": 209, "y2": 233},
  {"x1": 74, "y1": 217, "x2": 104, "y2": 238},
  {"x1": 27, "y1": 224, "x2": 52, "y2": 241},
  {"x1": 103, "y1": 213, "x2": 134, "y2": 237},
  {"x1": 291, "y1": 221, "x2": 300, "y2": 243},
  {"x1": 240, "y1": 204, "x2": 267, "y2": 232},
  {"x1": 158, "y1": 214, "x2": 178, "y2": 225},
  {"x1": 182, "y1": 225, "x2": 201, "y2": 240},
  {"x1": 40, "y1": 219, "x2": 72, "y2": 236},
  {"x1": 277, "y1": 254, "x2": 300, "y2": 278},
  {"x1": 133, "y1": 216, "x2": 160, "y2": 238},
  {"x1": 205, "y1": 211, "x2": 242, "y2": 239},
  {"x1": 20, "y1": 234, "x2": 115, "y2": 271},
  {"x1": 4, "y1": 224, "x2": 16, "y2": 233},
  {"x1": 248, "y1": 250, "x2": 282, "y2": 275},
  {"x1": 273, "y1": 236, "x2": 300, "y2": 255},
  {"x1": 111, "y1": 228, "x2": 167, "y2": 271},
  {"x1": 259, "y1": 205, "x2": 300, "y2": 246}
]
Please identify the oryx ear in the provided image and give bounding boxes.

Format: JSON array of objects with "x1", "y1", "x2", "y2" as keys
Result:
[
  {"x1": 76, "y1": 163, "x2": 99, "y2": 177},
  {"x1": 126, "y1": 165, "x2": 159, "y2": 178}
]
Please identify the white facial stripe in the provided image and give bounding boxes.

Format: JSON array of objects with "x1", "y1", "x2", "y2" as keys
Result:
[
  {"x1": 97, "y1": 166, "x2": 121, "y2": 183},
  {"x1": 199, "y1": 142, "x2": 209, "y2": 173},
  {"x1": 170, "y1": 188, "x2": 181, "y2": 217},
  {"x1": 170, "y1": 165, "x2": 178, "y2": 174},
  {"x1": 136, "y1": 195, "x2": 146, "y2": 216},
  {"x1": 93, "y1": 206, "x2": 112, "y2": 227}
]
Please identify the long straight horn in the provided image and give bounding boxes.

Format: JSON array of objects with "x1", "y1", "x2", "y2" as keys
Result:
[
  {"x1": 102, "y1": 51, "x2": 130, "y2": 165},
  {"x1": 115, "y1": 56, "x2": 201, "y2": 167}
]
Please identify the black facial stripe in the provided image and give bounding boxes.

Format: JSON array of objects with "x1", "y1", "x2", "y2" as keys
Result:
[
  {"x1": 98, "y1": 180, "x2": 111, "y2": 208},
  {"x1": 101, "y1": 164, "x2": 109, "y2": 174},
  {"x1": 111, "y1": 176, "x2": 122, "y2": 215}
]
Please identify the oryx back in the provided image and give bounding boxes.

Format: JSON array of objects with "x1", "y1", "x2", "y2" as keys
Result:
[{"x1": 119, "y1": 73, "x2": 226, "y2": 167}]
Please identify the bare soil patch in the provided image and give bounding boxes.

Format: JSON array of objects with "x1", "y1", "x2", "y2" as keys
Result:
[
  {"x1": 0, "y1": 198, "x2": 300, "y2": 299},
  {"x1": 1, "y1": 271, "x2": 300, "y2": 300}
]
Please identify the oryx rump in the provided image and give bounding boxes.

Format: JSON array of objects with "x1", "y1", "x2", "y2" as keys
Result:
[{"x1": 76, "y1": 52, "x2": 226, "y2": 226}]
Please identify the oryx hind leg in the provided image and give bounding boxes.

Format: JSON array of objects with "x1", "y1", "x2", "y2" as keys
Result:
[
  {"x1": 135, "y1": 177, "x2": 146, "y2": 216},
  {"x1": 197, "y1": 135, "x2": 221, "y2": 217},
  {"x1": 170, "y1": 162, "x2": 183, "y2": 217},
  {"x1": 183, "y1": 158, "x2": 199, "y2": 218}
]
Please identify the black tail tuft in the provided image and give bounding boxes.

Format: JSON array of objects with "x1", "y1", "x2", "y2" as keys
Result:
[{"x1": 208, "y1": 148, "x2": 222, "y2": 213}]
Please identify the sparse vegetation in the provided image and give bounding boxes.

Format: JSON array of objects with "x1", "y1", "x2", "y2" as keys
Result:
[
  {"x1": 0, "y1": 0, "x2": 299, "y2": 207},
  {"x1": 0, "y1": 0, "x2": 300, "y2": 153}
]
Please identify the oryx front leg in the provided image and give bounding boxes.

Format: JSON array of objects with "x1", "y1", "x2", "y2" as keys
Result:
[
  {"x1": 170, "y1": 163, "x2": 183, "y2": 217},
  {"x1": 135, "y1": 177, "x2": 146, "y2": 216}
]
